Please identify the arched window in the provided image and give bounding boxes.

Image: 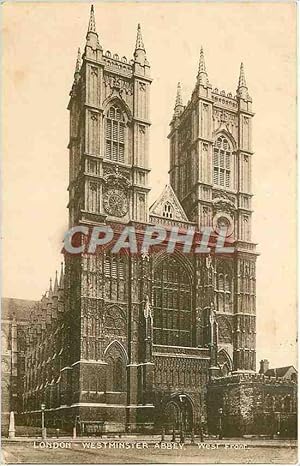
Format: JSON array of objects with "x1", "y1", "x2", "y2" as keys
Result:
[
  {"x1": 217, "y1": 317, "x2": 232, "y2": 343},
  {"x1": 105, "y1": 105, "x2": 125, "y2": 163},
  {"x1": 105, "y1": 344, "x2": 127, "y2": 393},
  {"x1": 113, "y1": 358, "x2": 125, "y2": 391},
  {"x1": 218, "y1": 349, "x2": 232, "y2": 375},
  {"x1": 103, "y1": 306, "x2": 126, "y2": 336},
  {"x1": 153, "y1": 256, "x2": 192, "y2": 347},
  {"x1": 215, "y1": 261, "x2": 233, "y2": 313},
  {"x1": 162, "y1": 202, "x2": 173, "y2": 219},
  {"x1": 104, "y1": 254, "x2": 126, "y2": 301},
  {"x1": 213, "y1": 135, "x2": 232, "y2": 189}
]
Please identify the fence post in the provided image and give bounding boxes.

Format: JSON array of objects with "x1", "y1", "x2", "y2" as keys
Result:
[{"x1": 8, "y1": 411, "x2": 15, "y2": 439}]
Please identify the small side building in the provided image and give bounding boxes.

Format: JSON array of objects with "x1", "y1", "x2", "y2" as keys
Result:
[
  {"x1": 260, "y1": 359, "x2": 297, "y2": 382},
  {"x1": 207, "y1": 362, "x2": 297, "y2": 438}
]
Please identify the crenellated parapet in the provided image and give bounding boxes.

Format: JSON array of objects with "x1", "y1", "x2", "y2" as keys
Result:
[
  {"x1": 210, "y1": 372, "x2": 297, "y2": 386},
  {"x1": 212, "y1": 89, "x2": 238, "y2": 110},
  {"x1": 103, "y1": 51, "x2": 134, "y2": 76}
]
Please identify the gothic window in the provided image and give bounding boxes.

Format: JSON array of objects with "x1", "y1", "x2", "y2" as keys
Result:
[
  {"x1": 105, "y1": 105, "x2": 126, "y2": 163},
  {"x1": 218, "y1": 349, "x2": 232, "y2": 375},
  {"x1": 215, "y1": 261, "x2": 233, "y2": 313},
  {"x1": 138, "y1": 195, "x2": 146, "y2": 222},
  {"x1": 213, "y1": 135, "x2": 232, "y2": 189},
  {"x1": 104, "y1": 254, "x2": 126, "y2": 301},
  {"x1": 105, "y1": 344, "x2": 127, "y2": 393},
  {"x1": 162, "y1": 202, "x2": 174, "y2": 219},
  {"x1": 153, "y1": 257, "x2": 192, "y2": 347},
  {"x1": 217, "y1": 317, "x2": 232, "y2": 343},
  {"x1": 106, "y1": 356, "x2": 126, "y2": 392},
  {"x1": 103, "y1": 306, "x2": 126, "y2": 336},
  {"x1": 104, "y1": 255, "x2": 124, "y2": 279}
]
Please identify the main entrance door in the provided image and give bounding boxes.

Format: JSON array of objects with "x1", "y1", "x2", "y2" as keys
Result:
[{"x1": 164, "y1": 395, "x2": 193, "y2": 434}]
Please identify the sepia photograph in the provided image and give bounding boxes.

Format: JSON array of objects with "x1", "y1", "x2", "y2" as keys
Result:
[{"x1": 1, "y1": 1, "x2": 297, "y2": 464}]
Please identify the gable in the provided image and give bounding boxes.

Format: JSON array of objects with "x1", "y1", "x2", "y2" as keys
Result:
[
  {"x1": 149, "y1": 184, "x2": 189, "y2": 222},
  {"x1": 265, "y1": 365, "x2": 297, "y2": 379}
]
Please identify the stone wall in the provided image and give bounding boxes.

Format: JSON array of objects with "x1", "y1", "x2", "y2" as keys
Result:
[{"x1": 207, "y1": 373, "x2": 297, "y2": 437}]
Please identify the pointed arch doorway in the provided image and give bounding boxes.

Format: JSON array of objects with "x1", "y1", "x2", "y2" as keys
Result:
[{"x1": 164, "y1": 394, "x2": 194, "y2": 434}]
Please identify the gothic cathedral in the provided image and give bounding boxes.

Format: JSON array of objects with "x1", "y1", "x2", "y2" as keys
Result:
[{"x1": 23, "y1": 6, "x2": 257, "y2": 432}]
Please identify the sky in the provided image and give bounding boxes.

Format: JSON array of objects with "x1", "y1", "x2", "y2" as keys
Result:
[{"x1": 2, "y1": 2, "x2": 297, "y2": 369}]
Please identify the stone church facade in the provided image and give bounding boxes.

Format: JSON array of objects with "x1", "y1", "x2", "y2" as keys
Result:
[{"x1": 22, "y1": 6, "x2": 271, "y2": 434}]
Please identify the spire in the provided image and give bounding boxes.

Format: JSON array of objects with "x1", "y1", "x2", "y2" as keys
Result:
[
  {"x1": 87, "y1": 5, "x2": 96, "y2": 34},
  {"x1": 85, "y1": 4, "x2": 101, "y2": 53},
  {"x1": 59, "y1": 262, "x2": 64, "y2": 289},
  {"x1": 174, "y1": 82, "x2": 184, "y2": 118},
  {"x1": 197, "y1": 46, "x2": 210, "y2": 86},
  {"x1": 175, "y1": 82, "x2": 183, "y2": 107},
  {"x1": 135, "y1": 23, "x2": 145, "y2": 52},
  {"x1": 198, "y1": 46, "x2": 207, "y2": 75},
  {"x1": 53, "y1": 271, "x2": 59, "y2": 296},
  {"x1": 238, "y1": 62, "x2": 247, "y2": 88},
  {"x1": 237, "y1": 62, "x2": 250, "y2": 99},
  {"x1": 134, "y1": 23, "x2": 148, "y2": 67},
  {"x1": 48, "y1": 278, "x2": 53, "y2": 299},
  {"x1": 73, "y1": 48, "x2": 81, "y2": 85},
  {"x1": 75, "y1": 48, "x2": 81, "y2": 74}
]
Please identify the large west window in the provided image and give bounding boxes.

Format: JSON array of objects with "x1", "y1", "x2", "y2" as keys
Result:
[
  {"x1": 105, "y1": 105, "x2": 125, "y2": 163},
  {"x1": 213, "y1": 135, "x2": 232, "y2": 188},
  {"x1": 153, "y1": 257, "x2": 192, "y2": 347}
]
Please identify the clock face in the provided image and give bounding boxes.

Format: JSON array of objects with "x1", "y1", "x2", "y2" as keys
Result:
[{"x1": 103, "y1": 188, "x2": 128, "y2": 217}]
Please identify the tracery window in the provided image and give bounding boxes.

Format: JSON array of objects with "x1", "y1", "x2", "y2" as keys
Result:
[
  {"x1": 104, "y1": 255, "x2": 124, "y2": 279},
  {"x1": 103, "y1": 306, "x2": 126, "y2": 336},
  {"x1": 104, "y1": 254, "x2": 126, "y2": 301},
  {"x1": 213, "y1": 135, "x2": 232, "y2": 189},
  {"x1": 153, "y1": 257, "x2": 192, "y2": 347},
  {"x1": 217, "y1": 317, "x2": 232, "y2": 343},
  {"x1": 105, "y1": 105, "x2": 125, "y2": 163},
  {"x1": 215, "y1": 262, "x2": 233, "y2": 313}
]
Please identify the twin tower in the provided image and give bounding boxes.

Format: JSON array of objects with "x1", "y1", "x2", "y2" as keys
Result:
[
  {"x1": 69, "y1": 5, "x2": 254, "y2": 248},
  {"x1": 61, "y1": 5, "x2": 258, "y2": 430}
]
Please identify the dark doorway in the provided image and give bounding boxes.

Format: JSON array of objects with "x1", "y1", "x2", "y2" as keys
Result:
[{"x1": 164, "y1": 395, "x2": 194, "y2": 434}]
